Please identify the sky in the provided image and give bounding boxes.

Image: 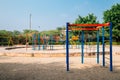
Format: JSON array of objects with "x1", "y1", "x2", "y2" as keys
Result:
[{"x1": 0, "y1": 0, "x2": 120, "y2": 32}]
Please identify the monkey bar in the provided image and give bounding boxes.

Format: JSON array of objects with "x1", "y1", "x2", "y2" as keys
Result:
[
  {"x1": 68, "y1": 23, "x2": 110, "y2": 27},
  {"x1": 66, "y1": 22, "x2": 113, "y2": 72},
  {"x1": 69, "y1": 28, "x2": 99, "y2": 31}
]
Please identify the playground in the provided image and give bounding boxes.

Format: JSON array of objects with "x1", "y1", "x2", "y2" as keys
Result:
[
  {"x1": 0, "y1": 21, "x2": 120, "y2": 80},
  {"x1": 0, "y1": 0, "x2": 120, "y2": 80}
]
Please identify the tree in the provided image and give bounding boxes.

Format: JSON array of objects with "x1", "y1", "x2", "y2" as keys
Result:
[
  {"x1": 13, "y1": 30, "x2": 21, "y2": 36},
  {"x1": 73, "y1": 14, "x2": 99, "y2": 42},
  {"x1": 75, "y1": 13, "x2": 99, "y2": 24},
  {"x1": 23, "y1": 29, "x2": 31, "y2": 34},
  {"x1": 103, "y1": 3, "x2": 120, "y2": 42},
  {"x1": 57, "y1": 27, "x2": 63, "y2": 31}
]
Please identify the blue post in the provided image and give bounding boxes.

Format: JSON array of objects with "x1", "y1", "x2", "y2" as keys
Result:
[
  {"x1": 38, "y1": 33, "x2": 40, "y2": 50},
  {"x1": 43, "y1": 35, "x2": 46, "y2": 50},
  {"x1": 97, "y1": 31, "x2": 99, "y2": 63},
  {"x1": 44, "y1": 38, "x2": 46, "y2": 50},
  {"x1": 110, "y1": 22, "x2": 113, "y2": 71},
  {"x1": 34, "y1": 34, "x2": 36, "y2": 50},
  {"x1": 42, "y1": 35, "x2": 44, "y2": 50},
  {"x1": 50, "y1": 35, "x2": 53, "y2": 50},
  {"x1": 32, "y1": 34, "x2": 35, "y2": 50},
  {"x1": 81, "y1": 30, "x2": 84, "y2": 64},
  {"x1": 66, "y1": 22, "x2": 69, "y2": 71},
  {"x1": 102, "y1": 27, "x2": 105, "y2": 66}
]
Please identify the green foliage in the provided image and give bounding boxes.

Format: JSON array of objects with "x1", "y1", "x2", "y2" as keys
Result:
[
  {"x1": 70, "y1": 13, "x2": 99, "y2": 44},
  {"x1": 0, "y1": 30, "x2": 8, "y2": 36},
  {"x1": 57, "y1": 27, "x2": 63, "y2": 31},
  {"x1": 112, "y1": 42, "x2": 120, "y2": 45},
  {"x1": 13, "y1": 30, "x2": 21, "y2": 36},
  {"x1": 0, "y1": 30, "x2": 12, "y2": 46},
  {"x1": 40, "y1": 30, "x2": 59, "y2": 36},
  {"x1": 75, "y1": 13, "x2": 99, "y2": 24},
  {"x1": 23, "y1": 29, "x2": 39, "y2": 34},
  {"x1": 103, "y1": 3, "x2": 120, "y2": 41},
  {"x1": 23, "y1": 29, "x2": 31, "y2": 34}
]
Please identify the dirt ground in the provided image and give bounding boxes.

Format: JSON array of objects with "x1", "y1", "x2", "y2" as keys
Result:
[
  {"x1": 0, "y1": 45, "x2": 120, "y2": 80},
  {"x1": 0, "y1": 55, "x2": 120, "y2": 80}
]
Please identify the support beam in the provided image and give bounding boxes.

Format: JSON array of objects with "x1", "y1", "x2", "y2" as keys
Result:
[
  {"x1": 32, "y1": 34, "x2": 35, "y2": 50},
  {"x1": 38, "y1": 33, "x2": 40, "y2": 50},
  {"x1": 66, "y1": 23, "x2": 69, "y2": 71},
  {"x1": 50, "y1": 35, "x2": 53, "y2": 50},
  {"x1": 81, "y1": 30, "x2": 84, "y2": 64},
  {"x1": 69, "y1": 28, "x2": 98, "y2": 31},
  {"x1": 102, "y1": 27, "x2": 105, "y2": 66},
  {"x1": 97, "y1": 30, "x2": 100, "y2": 64},
  {"x1": 68, "y1": 23, "x2": 110, "y2": 27},
  {"x1": 109, "y1": 22, "x2": 113, "y2": 71}
]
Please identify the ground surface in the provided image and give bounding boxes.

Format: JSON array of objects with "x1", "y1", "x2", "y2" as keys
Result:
[
  {"x1": 0, "y1": 55, "x2": 120, "y2": 80},
  {"x1": 0, "y1": 45, "x2": 120, "y2": 80},
  {"x1": 0, "y1": 45, "x2": 112, "y2": 54}
]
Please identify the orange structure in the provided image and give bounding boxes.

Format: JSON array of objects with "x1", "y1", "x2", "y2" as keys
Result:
[
  {"x1": 66, "y1": 22, "x2": 113, "y2": 72},
  {"x1": 68, "y1": 23, "x2": 110, "y2": 31}
]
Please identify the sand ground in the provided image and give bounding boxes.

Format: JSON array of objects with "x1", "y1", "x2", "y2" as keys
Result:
[
  {"x1": 0, "y1": 55, "x2": 120, "y2": 80},
  {"x1": 0, "y1": 45, "x2": 120, "y2": 80}
]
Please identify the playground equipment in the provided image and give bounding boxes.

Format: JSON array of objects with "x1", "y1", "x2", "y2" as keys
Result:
[
  {"x1": 32, "y1": 33, "x2": 54, "y2": 50},
  {"x1": 49, "y1": 35, "x2": 54, "y2": 50},
  {"x1": 66, "y1": 22, "x2": 113, "y2": 71}
]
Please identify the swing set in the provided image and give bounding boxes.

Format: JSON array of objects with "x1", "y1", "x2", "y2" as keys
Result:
[{"x1": 66, "y1": 22, "x2": 113, "y2": 71}]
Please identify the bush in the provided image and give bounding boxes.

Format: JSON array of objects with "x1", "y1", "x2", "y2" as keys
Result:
[
  {"x1": 112, "y1": 42, "x2": 120, "y2": 45},
  {"x1": 0, "y1": 42, "x2": 8, "y2": 46}
]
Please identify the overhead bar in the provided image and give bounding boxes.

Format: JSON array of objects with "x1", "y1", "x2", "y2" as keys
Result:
[
  {"x1": 68, "y1": 23, "x2": 110, "y2": 27},
  {"x1": 69, "y1": 28, "x2": 98, "y2": 31}
]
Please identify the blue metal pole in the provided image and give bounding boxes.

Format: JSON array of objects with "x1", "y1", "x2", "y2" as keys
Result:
[
  {"x1": 97, "y1": 30, "x2": 100, "y2": 64},
  {"x1": 110, "y1": 22, "x2": 113, "y2": 71},
  {"x1": 43, "y1": 35, "x2": 46, "y2": 50},
  {"x1": 44, "y1": 38, "x2": 46, "y2": 50},
  {"x1": 34, "y1": 33, "x2": 36, "y2": 50},
  {"x1": 102, "y1": 27, "x2": 105, "y2": 66},
  {"x1": 66, "y1": 23, "x2": 69, "y2": 71},
  {"x1": 50, "y1": 35, "x2": 52, "y2": 50},
  {"x1": 50, "y1": 35, "x2": 53, "y2": 50},
  {"x1": 32, "y1": 34, "x2": 35, "y2": 50},
  {"x1": 38, "y1": 33, "x2": 40, "y2": 50},
  {"x1": 81, "y1": 30, "x2": 84, "y2": 64}
]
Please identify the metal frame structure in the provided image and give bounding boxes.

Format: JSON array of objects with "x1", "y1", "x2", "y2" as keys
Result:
[
  {"x1": 32, "y1": 33, "x2": 54, "y2": 50},
  {"x1": 66, "y1": 22, "x2": 113, "y2": 71}
]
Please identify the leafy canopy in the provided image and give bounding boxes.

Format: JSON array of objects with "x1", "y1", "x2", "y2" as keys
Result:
[{"x1": 103, "y1": 3, "x2": 120, "y2": 41}]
